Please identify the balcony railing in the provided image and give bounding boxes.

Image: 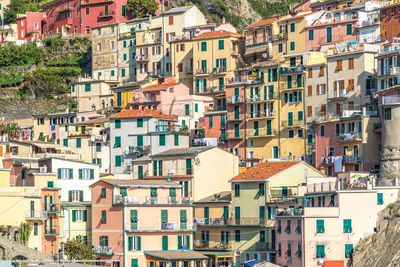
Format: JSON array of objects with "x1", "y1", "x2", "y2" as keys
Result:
[
  {"x1": 196, "y1": 86, "x2": 223, "y2": 94},
  {"x1": 276, "y1": 207, "x2": 304, "y2": 217},
  {"x1": 226, "y1": 130, "x2": 244, "y2": 140},
  {"x1": 45, "y1": 204, "x2": 61, "y2": 213},
  {"x1": 194, "y1": 240, "x2": 233, "y2": 250},
  {"x1": 227, "y1": 113, "x2": 244, "y2": 121},
  {"x1": 247, "y1": 94, "x2": 278, "y2": 102},
  {"x1": 279, "y1": 65, "x2": 304, "y2": 75},
  {"x1": 26, "y1": 210, "x2": 47, "y2": 220},
  {"x1": 185, "y1": 66, "x2": 193, "y2": 73},
  {"x1": 155, "y1": 124, "x2": 189, "y2": 134},
  {"x1": 307, "y1": 182, "x2": 337, "y2": 193},
  {"x1": 281, "y1": 120, "x2": 304, "y2": 127},
  {"x1": 340, "y1": 133, "x2": 361, "y2": 142},
  {"x1": 226, "y1": 95, "x2": 244, "y2": 104},
  {"x1": 255, "y1": 242, "x2": 275, "y2": 251},
  {"x1": 135, "y1": 54, "x2": 149, "y2": 62},
  {"x1": 195, "y1": 68, "x2": 209, "y2": 75},
  {"x1": 211, "y1": 67, "x2": 227, "y2": 74},
  {"x1": 246, "y1": 128, "x2": 277, "y2": 138},
  {"x1": 94, "y1": 246, "x2": 113, "y2": 255},
  {"x1": 193, "y1": 217, "x2": 267, "y2": 226},
  {"x1": 245, "y1": 36, "x2": 272, "y2": 46},
  {"x1": 131, "y1": 95, "x2": 161, "y2": 104},
  {"x1": 246, "y1": 111, "x2": 275, "y2": 119},
  {"x1": 344, "y1": 155, "x2": 362, "y2": 162},
  {"x1": 126, "y1": 222, "x2": 194, "y2": 232},
  {"x1": 113, "y1": 195, "x2": 186, "y2": 205},
  {"x1": 225, "y1": 77, "x2": 261, "y2": 85},
  {"x1": 44, "y1": 226, "x2": 59, "y2": 236},
  {"x1": 124, "y1": 145, "x2": 151, "y2": 156},
  {"x1": 382, "y1": 95, "x2": 400, "y2": 105},
  {"x1": 98, "y1": 10, "x2": 115, "y2": 18},
  {"x1": 328, "y1": 90, "x2": 348, "y2": 100}
]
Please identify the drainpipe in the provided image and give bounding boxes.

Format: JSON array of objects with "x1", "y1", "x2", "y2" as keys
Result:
[
  {"x1": 123, "y1": 204, "x2": 127, "y2": 267},
  {"x1": 303, "y1": 71, "x2": 307, "y2": 160},
  {"x1": 278, "y1": 62, "x2": 281, "y2": 158}
]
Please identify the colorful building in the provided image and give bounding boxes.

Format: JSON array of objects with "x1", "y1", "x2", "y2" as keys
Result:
[
  {"x1": 380, "y1": 3, "x2": 400, "y2": 42},
  {"x1": 91, "y1": 179, "x2": 208, "y2": 267},
  {"x1": 16, "y1": 12, "x2": 46, "y2": 42}
]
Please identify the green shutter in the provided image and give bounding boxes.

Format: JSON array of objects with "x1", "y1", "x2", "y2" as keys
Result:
[
  {"x1": 138, "y1": 236, "x2": 141, "y2": 250},
  {"x1": 169, "y1": 188, "x2": 176, "y2": 197},
  {"x1": 90, "y1": 169, "x2": 94, "y2": 179},
  {"x1": 72, "y1": 210, "x2": 76, "y2": 222},
  {"x1": 162, "y1": 236, "x2": 168, "y2": 250},
  {"x1": 76, "y1": 138, "x2": 81, "y2": 148},
  {"x1": 137, "y1": 135, "x2": 143, "y2": 146},
  {"x1": 115, "y1": 119, "x2": 121, "y2": 128},
  {"x1": 186, "y1": 235, "x2": 190, "y2": 249},
  {"x1": 343, "y1": 219, "x2": 352, "y2": 233},
  {"x1": 153, "y1": 160, "x2": 157, "y2": 176},
  {"x1": 101, "y1": 188, "x2": 107, "y2": 198},
  {"x1": 115, "y1": 156, "x2": 121, "y2": 167},
  {"x1": 79, "y1": 169, "x2": 82, "y2": 179},
  {"x1": 122, "y1": 5, "x2": 126, "y2": 16},
  {"x1": 57, "y1": 168, "x2": 61, "y2": 179},
  {"x1": 316, "y1": 219, "x2": 325, "y2": 233},
  {"x1": 180, "y1": 210, "x2": 187, "y2": 230},
  {"x1": 161, "y1": 210, "x2": 168, "y2": 223},
  {"x1": 223, "y1": 206, "x2": 229, "y2": 218},
  {"x1": 345, "y1": 244, "x2": 353, "y2": 258},
  {"x1": 101, "y1": 210, "x2": 106, "y2": 223},
  {"x1": 218, "y1": 40, "x2": 224, "y2": 49},
  {"x1": 316, "y1": 245, "x2": 325, "y2": 258},
  {"x1": 174, "y1": 134, "x2": 179, "y2": 146},
  {"x1": 63, "y1": 138, "x2": 68, "y2": 147},
  {"x1": 138, "y1": 166, "x2": 143, "y2": 179},
  {"x1": 259, "y1": 206, "x2": 265, "y2": 219},
  {"x1": 178, "y1": 235, "x2": 182, "y2": 249},
  {"x1": 131, "y1": 259, "x2": 138, "y2": 267},
  {"x1": 377, "y1": 193, "x2": 384, "y2": 205},
  {"x1": 159, "y1": 134, "x2": 165, "y2": 146},
  {"x1": 120, "y1": 187, "x2": 127, "y2": 196},
  {"x1": 68, "y1": 191, "x2": 72, "y2": 202},
  {"x1": 130, "y1": 210, "x2": 138, "y2": 230},
  {"x1": 83, "y1": 210, "x2": 87, "y2": 222},
  {"x1": 79, "y1": 191, "x2": 83, "y2": 202},
  {"x1": 137, "y1": 118, "x2": 143, "y2": 127},
  {"x1": 128, "y1": 236, "x2": 133, "y2": 251}
]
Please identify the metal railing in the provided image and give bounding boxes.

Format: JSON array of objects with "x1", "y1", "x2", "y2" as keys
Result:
[
  {"x1": 255, "y1": 242, "x2": 274, "y2": 251},
  {"x1": 113, "y1": 195, "x2": 185, "y2": 205},
  {"x1": 135, "y1": 54, "x2": 149, "y2": 62},
  {"x1": 226, "y1": 130, "x2": 244, "y2": 139},
  {"x1": 26, "y1": 210, "x2": 47, "y2": 219},
  {"x1": 227, "y1": 113, "x2": 244, "y2": 121},
  {"x1": 99, "y1": 10, "x2": 115, "y2": 17},
  {"x1": 344, "y1": 155, "x2": 361, "y2": 162},
  {"x1": 382, "y1": 95, "x2": 400, "y2": 105},
  {"x1": 131, "y1": 95, "x2": 161, "y2": 104},
  {"x1": 246, "y1": 111, "x2": 275, "y2": 119},
  {"x1": 279, "y1": 65, "x2": 304, "y2": 74},
  {"x1": 126, "y1": 222, "x2": 194, "y2": 232},
  {"x1": 245, "y1": 36, "x2": 272, "y2": 46},
  {"x1": 307, "y1": 182, "x2": 337, "y2": 193},
  {"x1": 226, "y1": 95, "x2": 244, "y2": 104},
  {"x1": 327, "y1": 90, "x2": 348, "y2": 99},
  {"x1": 212, "y1": 67, "x2": 227, "y2": 74},
  {"x1": 276, "y1": 207, "x2": 304, "y2": 217},
  {"x1": 281, "y1": 120, "x2": 304, "y2": 127},
  {"x1": 340, "y1": 133, "x2": 361, "y2": 142},
  {"x1": 44, "y1": 226, "x2": 59, "y2": 235},
  {"x1": 94, "y1": 246, "x2": 113, "y2": 255},
  {"x1": 193, "y1": 217, "x2": 267, "y2": 226},
  {"x1": 155, "y1": 124, "x2": 189, "y2": 134},
  {"x1": 196, "y1": 68, "x2": 209, "y2": 75},
  {"x1": 246, "y1": 128, "x2": 277, "y2": 138},
  {"x1": 194, "y1": 240, "x2": 233, "y2": 250}
]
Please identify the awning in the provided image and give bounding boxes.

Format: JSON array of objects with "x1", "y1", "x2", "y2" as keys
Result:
[
  {"x1": 144, "y1": 251, "x2": 208, "y2": 260},
  {"x1": 244, "y1": 47, "x2": 268, "y2": 55},
  {"x1": 198, "y1": 251, "x2": 234, "y2": 257},
  {"x1": 244, "y1": 260, "x2": 262, "y2": 266}
]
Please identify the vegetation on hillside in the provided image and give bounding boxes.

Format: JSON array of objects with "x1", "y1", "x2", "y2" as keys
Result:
[
  {"x1": 127, "y1": 0, "x2": 159, "y2": 18},
  {"x1": 248, "y1": 0, "x2": 298, "y2": 19},
  {"x1": 4, "y1": 0, "x2": 42, "y2": 24}
]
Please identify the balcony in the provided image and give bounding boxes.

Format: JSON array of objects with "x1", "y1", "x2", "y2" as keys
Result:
[
  {"x1": 227, "y1": 113, "x2": 244, "y2": 122},
  {"x1": 225, "y1": 77, "x2": 261, "y2": 86},
  {"x1": 255, "y1": 242, "x2": 275, "y2": 251},
  {"x1": 194, "y1": 240, "x2": 233, "y2": 250},
  {"x1": 196, "y1": 86, "x2": 224, "y2": 95},
  {"x1": 114, "y1": 195, "x2": 189, "y2": 205},
  {"x1": 155, "y1": 124, "x2": 189, "y2": 134},
  {"x1": 212, "y1": 67, "x2": 228, "y2": 75},
  {"x1": 344, "y1": 155, "x2": 362, "y2": 163},
  {"x1": 226, "y1": 95, "x2": 244, "y2": 104},
  {"x1": 279, "y1": 65, "x2": 304, "y2": 75},
  {"x1": 148, "y1": 69, "x2": 162, "y2": 78},
  {"x1": 276, "y1": 207, "x2": 304, "y2": 217},
  {"x1": 135, "y1": 54, "x2": 149, "y2": 62},
  {"x1": 245, "y1": 36, "x2": 271, "y2": 46},
  {"x1": 131, "y1": 95, "x2": 161, "y2": 104},
  {"x1": 339, "y1": 133, "x2": 362, "y2": 142},
  {"x1": 382, "y1": 95, "x2": 400, "y2": 105},
  {"x1": 328, "y1": 90, "x2": 348, "y2": 100},
  {"x1": 26, "y1": 210, "x2": 47, "y2": 220},
  {"x1": 45, "y1": 204, "x2": 61, "y2": 214},
  {"x1": 281, "y1": 120, "x2": 304, "y2": 128},
  {"x1": 247, "y1": 94, "x2": 278, "y2": 103},
  {"x1": 231, "y1": 50, "x2": 239, "y2": 56},
  {"x1": 246, "y1": 128, "x2": 277, "y2": 138},
  {"x1": 94, "y1": 246, "x2": 113, "y2": 255},
  {"x1": 126, "y1": 221, "x2": 194, "y2": 232},
  {"x1": 81, "y1": 0, "x2": 114, "y2": 6},
  {"x1": 193, "y1": 217, "x2": 269, "y2": 226},
  {"x1": 125, "y1": 145, "x2": 151, "y2": 156},
  {"x1": 185, "y1": 66, "x2": 193, "y2": 73},
  {"x1": 390, "y1": 66, "x2": 400, "y2": 76},
  {"x1": 306, "y1": 182, "x2": 337, "y2": 194},
  {"x1": 246, "y1": 111, "x2": 275, "y2": 120},
  {"x1": 280, "y1": 82, "x2": 304, "y2": 91},
  {"x1": 226, "y1": 130, "x2": 244, "y2": 140},
  {"x1": 58, "y1": 6, "x2": 74, "y2": 13},
  {"x1": 44, "y1": 226, "x2": 60, "y2": 236},
  {"x1": 98, "y1": 10, "x2": 114, "y2": 18},
  {"x1": 195, "y1": 68, "x2": 210, "y2": 76},
  {"x1": 272, "y1": 33, "x2": 288, "y2": 41}
]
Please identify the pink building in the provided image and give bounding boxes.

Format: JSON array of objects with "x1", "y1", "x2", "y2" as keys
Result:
[
  {"x1": 129, "y1": 80, "x2": 190, "y2": 113},
  {"x1": 91, "y1": 179, "x2": 207, "y2": 267},
  {"x1": 41, "y1": 0, "x2": 167, "y2": 36},
  {"x1": 16, "y1": 12, "x2": 46, "y2": 41}
]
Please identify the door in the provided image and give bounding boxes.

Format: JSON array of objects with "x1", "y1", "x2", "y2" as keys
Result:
[
  {"x1": 288, "y1": 112, "x2": 293, "y2": 126},
  {"x1": 287, "y1": 75, "x2": 292, "y2": 89},
  {"x1": 273, "y1": 146, "x2": 279, "y2": 159},
  {"x1": 30, "y1": 200, "x2": 34, "y2": 218},
  {"x1": 131, "y1": 259, "x2": 138, "y2": 267},
  {"x1": 254, "y1": 121, "x2": 259, "y2": 136},
  {"x1": 204, "y1": 207, "x2": 209, "y2": 224},
  {"x1": 234, "y1": 206, "x2": 240, "y2": 225},
  {"x1": 201, "y1": 60, "x2": 207, "y2": 72},
  {"x1": 234, "y1": 106, "x2": 239, "y2": 120},
  {"x1": 234, "y1": 87, "x2": 239, "y2": 97}
]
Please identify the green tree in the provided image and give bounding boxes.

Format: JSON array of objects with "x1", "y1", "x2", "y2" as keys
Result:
[
  {"x1": 4, "y1": 0, "x2": 42, "y2": 24},
  {"x1": 62, "y1": 236, "x2": 95, "y2": 260},
  {"x1": 127, "y1": 0, "x2": 159, "y2": 18},
  {"x1": 22, "y1": 67, "x2": 66, "y2": 98}
]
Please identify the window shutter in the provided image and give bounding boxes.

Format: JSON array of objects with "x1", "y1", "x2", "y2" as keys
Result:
[
  {"x1": 138, "y1": 236, "x2": 141, "y2": 250},
  {"x1": 68, "y1": 191, "x2": 72, "y2": 202},
  {"x1": 90, "y1": 169, "x2": 94, "y2": 179},
  {"x1": 79, "y1": 191, "x2": 83, "y2": 202},
  {"x1": 69, "y1": 169, "x2": 73, "y2": 179},
  {"x1": 57, "y1": 168, "x2": 61, "y2": 179},
  {"x1": 72, "y1": 210, "x2": 76, "y2": 222},
  {"x1": 334, "y1": 81, "x2": 338, "y2": 92},
  {"x1": 83, "y1": 210, "x2": 87, "y2": 222},
  {"x1": 128, "y1": 236, "x2": 133, "y2": 251},
  {"x1": 178, "y1": 235, "x2": 182, "y2": 249},
  {"x1": 79, "y1": 169, "x2": 82, "y2": 179},
  {"x1": 308, "y1": 86, "x2": 312, "y2": 96},
  {"x1": 186, "y1": 235, "x2": 190, "y2": 249}
]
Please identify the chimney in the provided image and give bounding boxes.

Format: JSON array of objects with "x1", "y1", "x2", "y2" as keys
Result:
[{"x1": 222, "y1": 17, "x2": 225, "y2": 23}]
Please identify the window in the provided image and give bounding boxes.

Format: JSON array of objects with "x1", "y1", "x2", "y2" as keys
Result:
[
  {"x1": 159, "y1": 134, "x2": 166, "y2": 146},
  {"x1": 316, "y1": 219, "x2": 325, "y2": 233},
  {"x1": 290, "y1": 41, "x2": 295, "y2": 51},
  {"x1": 115, "y1": 119, "x2": 121, "y2": 128},
  {"x1": 137, "y1": 118, "x2": 143, "y2": 127},
  {"x1": 137, "y1": 135, "x2": 143, "y2": 147},
  {"x1": 320, "y1": 125, "x2": 325, "y2": 137},
  {"x1": 288, "y1": 130, "x2": 294, "y2": 139},
  {"x1": 298, "y1": 111, "x2": 303, "y2": 121},
  {"x1": 34, "y1": 223, "x2": 38, "y2": 235},
  {"x1": 69, "y1": 190, "x2": 83, "y2": 202},
  {"x1": 174, "y1": 134, "x2": 179, "y2": 146},
  {"x1": 121, "y1": 69, "x2": 126, "y2": 77},
  {"x1": 114, "y1": 136, "x2": 121, "y2": 148},
  {"x1": 100, "y1": 188, "x2": 106, "y2": 198},
  {"x1": 298, "y1": 129, "x2": 303, "y2": 138},
  {"x1": 345, "y1": 244, "x2": 353, "y2": 258},
  {"x1": 336, "y1": 59, "x2": 343, "y2": 71},
  {"x1": 79, "y1": 168, "x2": 94, "y2": 180},
  {"x1": 57, "y1": 168, "x2": 72, "y2": 179},
  {"x1": 346, "y1": 24, "x2": 352, "y2": 35},
  {"x1": 258, "y1": 183, "x2": 265, "y2": 196},
  {"x1": 128, "y1": 236, "x2": 141, "y2": 251},
  {"x1": 208, "y1": 116, "x2": 213, "y2": 128},
  {"x1": 259, "y1": 230, "x2": 266, "y2": 242},
  {"x1": 123, "y1": 54, "x2": 127, "y2": 60},
  {"x1": 290, "y1": 23, "x2": 295, "y2": 33},
  {"x1": 100, "y1": 236, "x2": 108, "y2": 247},
  {"x1": 218, "y1": 40, "x2": 224, "y2": 50},
  {"x1": 343, "y1": 219, "x2": 352, "y2": 233},
  {"x1": 285, "y1": 220, "x2": 291, "y2": 233},
  {"x1": 201, "y1": 231, "x2": 210, "y2": 242},
  {"x1": 72, "y1": 209, "x2": 87, "y2": 222},
  {"x1": 377, "y1": 192, "x2": 384, "y2": 205},
  {"x1": 278, "y1": 43, "x2": 283, "y2": 53},
  {"x1": 122, "y1": 5, "x2": 126, "y2": 16},
  {"x1": 169, "y1": 16, "x2": 174, "y2": 25},
  {"x1": 316, "y1": 245, "x2": 325, "y2": 258},
  {"x1": 308, "y1": 29, "x2": 314, "y2": 40},
  {"x1": 234, "y1": 230, "x2": 241, "y2": 242},
  {"x1": 348, "y1": 58, "x2": 354, "y2": 69},
  {"x1": 327, "y1": 27, "x2": 332, "y2": 43},
  {"x1": 115, "y1": 155, "x2": 121, "y2": 167},
  {"x1": 201, "y1": 42, "x2": 207, "y2": 51},
  {"x1": 76, "y1": 138, "x2": 81, "y2": 148},
  {"x1": 101, "y1": 210, "x2": 107, "y2": 223},
  {"x1": 85, "y1": 83, "x2": 91, "y2": 92},
  {"x1": 234, "y1": 184, "x2": 240, "y2": 197},
  {"x1": 384, "y1": 107, "x2": 392, "y2": 120},
  {"x1": 85, "y1": 7, "x2": 89, "y2": 15}
]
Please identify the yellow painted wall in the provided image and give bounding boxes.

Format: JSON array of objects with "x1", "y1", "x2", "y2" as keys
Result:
[{"x1": 0, "y1": 169, "x2": 10, "y2": 186}]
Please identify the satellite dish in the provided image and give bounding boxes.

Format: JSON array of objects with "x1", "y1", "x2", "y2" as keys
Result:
[{"x1": 195, "y1": 158, "x2": 200, "y2": 165}]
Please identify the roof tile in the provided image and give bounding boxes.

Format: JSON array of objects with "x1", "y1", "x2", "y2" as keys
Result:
[
  {"x1": 195, "y1": 30, "x2": 242, "y2": 40},
  {"x1": 109, "y1": 109, "x2": 177, "y2": 121},
  {"x1": 230, "y1": 161, "x2": 301, "y2": 181},
  {"x1": 245, "y1": 17, "x2": 279, "y2": 29}
]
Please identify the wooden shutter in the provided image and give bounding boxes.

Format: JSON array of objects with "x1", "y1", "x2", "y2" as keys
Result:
[
  {"x1": 348, "y1": 58, "x2": 354, "y2": 69},
  {"x1": 316, "y1": 84, "x2": 320, "y2": 95},
  {"x1": 308, "y1": 68, "x2": 312, "y2": 78},
  {"x1": 319, "y1": 66, "x2": 324, "y2": 76},
  {"x1": 307, "y1": 106, "x2": 312, "y2": 117},
  {"x1": 347, "y1": 79, "x2": 354, "y2": 90},
  {"x1": 321, "y1": 104, "x2": 326, "y2": 114},
  {"x1": 334, "y1": 81, "x2": 338, "y2": 92},
  {"x1": 307, "y1": 85, "x2": 312, "y2": 96}
]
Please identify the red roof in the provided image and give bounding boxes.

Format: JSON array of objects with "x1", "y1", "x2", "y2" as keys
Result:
[
  {"x1": 278, "y1": 12, "x2": 311, "y2": 22},
  {"x1": 230, "y1": 161, "x2": 301, "y2": 181},
  {"x1": 245, "y1": 17, "x2": 278, "y2": 29},
  {"x1": 195, "y1": 30, "x2": 242, "y2": 40},
  {"x1": 324, "y1": 261, "x2": 345, "y2": 267},
  {"x1": 109, "y1": 109, "x2": 177, "y2": 121},
  {"x1": 137, "y1": 83, "x2": 178, "y2": 91}
]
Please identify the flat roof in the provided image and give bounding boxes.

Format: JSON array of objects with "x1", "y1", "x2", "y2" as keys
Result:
[{"x1": 144, "y1": 250, "x2": 208, "y2": 260}]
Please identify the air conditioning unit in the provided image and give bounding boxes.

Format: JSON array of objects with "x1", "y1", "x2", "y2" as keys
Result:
[{"x1": 39, "y1": 166, "x2": 47, "y2": 173}]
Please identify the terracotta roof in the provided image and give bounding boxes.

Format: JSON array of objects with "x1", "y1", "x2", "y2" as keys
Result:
[
  {"x1": 230, "y1": 161, "x2": 301, "y2": 182},
  {"x1": 136, "y1": 82, "x2": 178, "y2": 92},
  {"x1": 109, "y1": 109, "x2": 177, "y2": 121},
  {"x1": 278, "y1": 12, "x2": 311, "y2": 22},
  {"x1": 195, "y1": 30, "x2": 242, "y2": 40},
  {"x1": 245, "y1": 18, "x2": 279, "y2": 29}
]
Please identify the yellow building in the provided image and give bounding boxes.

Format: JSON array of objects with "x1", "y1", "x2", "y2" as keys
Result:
[
  {"x1": 229, "y1": 161, "x2": 326, "y2": 264},
  {"x1": 32, "y1": 114, "x2": 50, "y2": 141},
  {"x1": 111, "y1": 80, "x2": 151, "y2": 108},
  {"x1": 193, "y1": 191, "x2": 234, "y2": 266},
  {"x1": 193, "y1": 31, "x2": 244, "y2": 95},
  {"x1": 0, "y1": 186, "x2": 44, "y2": 251},
  {"x1": 0, "y1": 168, "x2": 10, "y2": 186},
  {"x1": 62, "y1": 202, "x2": 92, "y2": 246}
]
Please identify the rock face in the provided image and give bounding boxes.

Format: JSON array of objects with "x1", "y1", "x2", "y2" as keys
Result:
[
  {"x1": 379, "y1": 146, "x2": 400, "y2": 185},
  {"x1": 353, "y1": 200, "x2": 400, "y2": 267}
]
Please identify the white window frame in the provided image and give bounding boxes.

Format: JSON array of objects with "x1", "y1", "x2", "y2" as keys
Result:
[
  {"x1": 76, "y1": 210, "x2": 83, "y2": 221},
  {"x1": 60, "y1": 168, "x2": 69, "y2": 179},
  {"x1": 72, "y1": 191, "x2": 81, "y2": 202},
  {"x1": 81, "y1": 168, "x2": 91, "y2": 180}
]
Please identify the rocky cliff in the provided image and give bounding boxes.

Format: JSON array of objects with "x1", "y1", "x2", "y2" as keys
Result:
[{"x1": 353, "y1": 200, "x2": 400, "y2": 267}]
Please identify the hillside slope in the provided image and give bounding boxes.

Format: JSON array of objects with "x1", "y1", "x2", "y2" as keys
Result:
[{"x1": 353, "y1": 200, "x2": 400, "y2": 267}]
